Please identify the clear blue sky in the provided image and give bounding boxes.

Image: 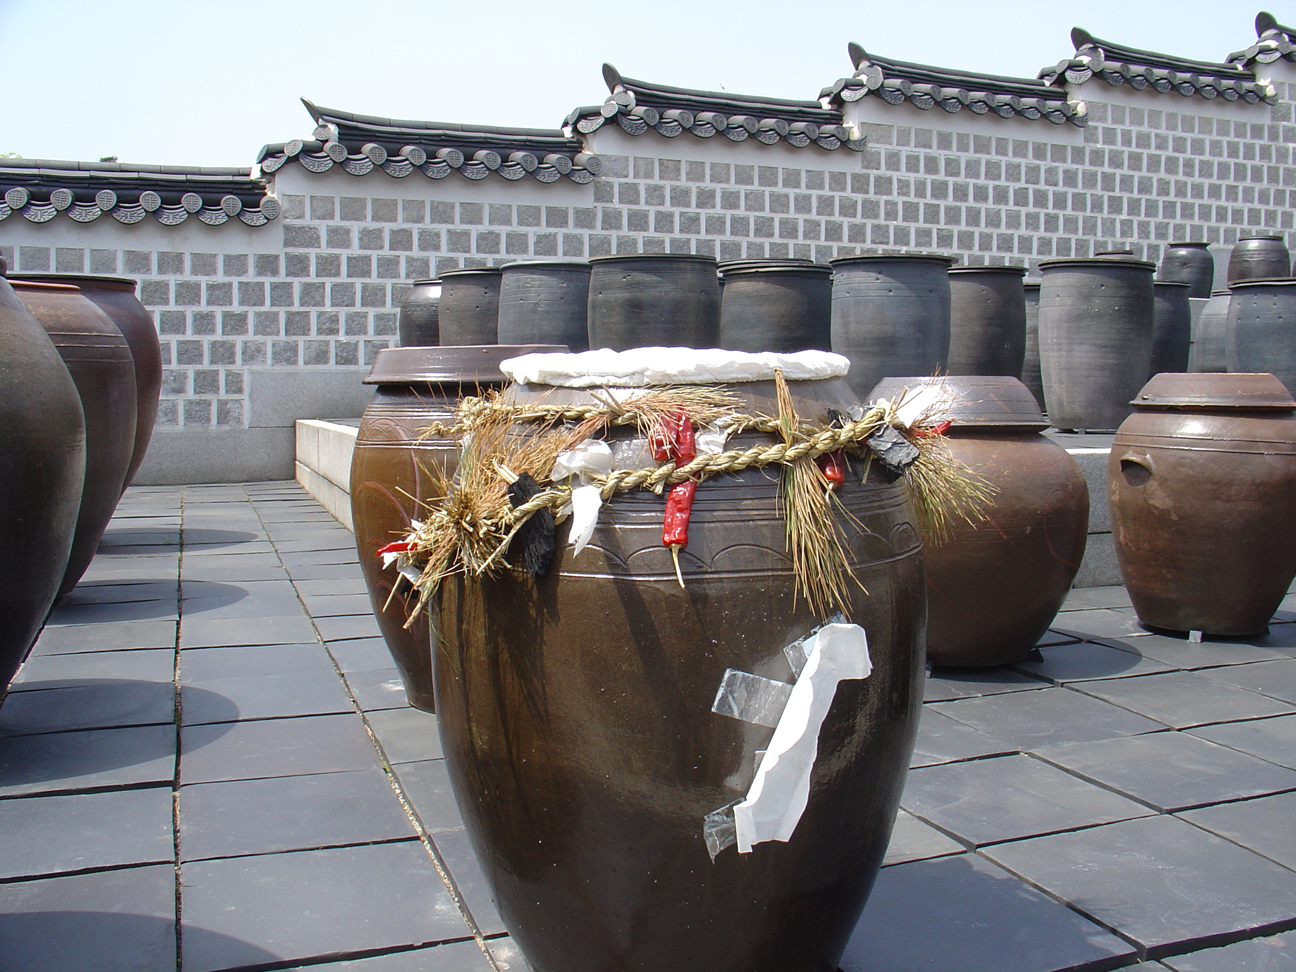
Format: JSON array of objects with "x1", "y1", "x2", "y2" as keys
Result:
[{"x1": 0, "y1": 0, "x2": 1280, "y2": 168}]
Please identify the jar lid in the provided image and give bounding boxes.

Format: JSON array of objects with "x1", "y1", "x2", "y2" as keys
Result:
[
  {"x1": 1132, "y1": 373, "x2": 1296, "y2": 410},
  {"x1": 1038, "y1": 257, "x2": 1156, "y2": 272},
  {"x1": 947, "y1": 264, "x2": 1028, "y2": 277},
  {"x1": 588, "y1": 253, "x2": 718, "y2": 266},
  {"x1": 9, "y1": 273, "x2": 138, "y2": 291},
  {"x1": 439, "y1": 266, "x2": 503, "y2": 279},
  {"x1": 1167, "y1": 241, "x2": 1210, "y2": 247},
  {"x1": 1238, "y1": 234, "x2": 1284, "y2": 241},
  {"x1": 1228, "y1": 277, "x2": 1296, "y2": 289},
  {"x1": 364, "y1": 344, "x2": 566, "y2": 385},
  {"x1": 718, "y1": 261, "x2": 832, "y2": 278},
  {"x1": 867, "y1": 375, "x2": 1048, "y2": 430},
  {"x1": 829, "y1": 252, "x2": 955, "y2": 268},
  {"x1": 499, "y1": 260, "x2": 591, "y2": 272}
]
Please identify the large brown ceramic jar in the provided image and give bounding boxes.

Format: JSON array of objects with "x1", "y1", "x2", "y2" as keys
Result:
[
  {"x1": 829, "y1": 254, "x2": 954, "y2": 400},
  {"x1": 945, "y1": 265, "x2": 1027, "y2": 378},
  {"x1": 350, "y1": 345, "x2": 564, "y2": 711},
  {"x1": 1227, "y1": 235, "x2": 1290, "y2": 284},
  {"x1": 0, "y1": 264, "x2": 86, "y2": 691},
  {"x1": 587, "y1": 253, "x2": 721, "y2": 350},
  {"x1": 436, "y1": 372, "x2": 925, "y2": 972},
  {"x1": 718, "y1": 261, "x2": 832, "y2": 353},
  {"x1": 13, "y1": 280, "x2": 137, "y2": 597},
  {"x1": 1037, "y1": 257, "x2": 1154, "y2": 432},
  {"x1": 1226, "y1": 278, "x2": 1296, "y2": 395},
  {"x1": 870, "y1": 376, "x2": 1088, "y2": 667},
  {"x1": 14, "y1": 274, "x2": 161, "y2": 490},
  {"x1": 438, "y1": 268, "x2": 502, "y2": 346},
  {"x1": 1109, "y1": 373, "x2": 1296, "y2": 635}
]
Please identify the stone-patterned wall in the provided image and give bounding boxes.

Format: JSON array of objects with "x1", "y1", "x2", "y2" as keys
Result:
[{"x1": 3, "y1": 60, "x2": 1294, "y2": 484}]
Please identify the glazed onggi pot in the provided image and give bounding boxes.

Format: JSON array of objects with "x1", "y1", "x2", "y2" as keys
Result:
[
  {"x1": 587, "y1": 253, "x2": 721, "y2": 350},
  {"x1": 497, "y1": 261, "x2": 591, "y2": 350},
  {"x1": 397, "y1": 278, "x2": 441, "y2": 347},
  {"x1": 14, "y1": 274, "x2": 161, "y2": 490},
  {"x1": 870, "y1": 376, "x2": 1088, "y2": 667},
  {"x1": 717, "y1": 261, "x2": 833, "y2": 353},
  {"x1": 1159, "y1": 242, "x2": 1214, "y2": 299},
  {"x1": 438, "y1": 267, "x2": 502, "y2": 346},
  {"x1": 435, "y1": 356, "x2": 925, "y2": 972},
  {"x1": 1109, "y1": 372, "x2": 1296, "y2": 636},
  {"x1": 1227, "y1": 235, "x2": 1289, "y2": 284},
  {"x1": 350, "y1": 345, "x2": 564, "y2": 711},
  {"x1": 0, "y1": 261, "x2": 86, "y2": 691},
  {"x1": 1021, "y1": 281, "x2": 1045, "y2": 410},
  {"x1": 1226, "y1": 278, "x2": 1296, "y2": 396},
  {"x1": 945, "y1": 265, "x2": 1027, "y2": 378},
  {"x1": 1149, "y1": 280, "x2": 1192, "y2": 378},
  {"x1": 12, "y1": 279, "x2": 137, "y2": 598},
  {"x1": 1187, "y1": 290, "x2": 1231, "y2": 373}
]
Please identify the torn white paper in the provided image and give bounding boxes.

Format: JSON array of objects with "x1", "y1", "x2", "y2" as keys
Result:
[
  {"x1": 550, "y1": 440, "x2": 616, "y2": 557},
  {"x1": 879, "y1": 382, "x2": 957, "y2": 430},
  {"x1": 500, "y1": 347, "x2": 851, "y2": 388},
  {"x1": 732, "y1": 623, "x2": 873, "y2": 854}
]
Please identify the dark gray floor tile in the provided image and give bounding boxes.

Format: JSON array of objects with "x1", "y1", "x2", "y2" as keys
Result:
[
  {"x1": 1011, "y1": 639, "x2": 1174, "y2": 684},
  {"x1": 179, "y1": 562, "x2": 292, "y2": 584},
  {"x1": 0, "y1": 679, "x2": 177, "y2": 737},
  {"x1": 922, "y1": 667, "x2": 1047, "y2": 702},
  {"x1": 179, "y1": 614, "x2": 318, "y2": 648},
  {"x1": 182, "y1": 528, "x2": 267, "y2": 549},
  {"x1": 46, "y1": 598, "x2": 178, "y2": 625},
  {"x1": 901, "y1": 753, "x2": 1152, "y2": 846},
  {"x1": 931, "y1": 685, "x2": 1165, "y2": 751},
  {"x1": 433, "y1": 829, "x2": 504, "y2": 937},
  {"x1": 911, "y1": 706, "x2": 1017, "y2": 767},
  {"x1": 1053, "y1": 608, "x2": 1149, "y2": 639},
  {"x1": 330, "y1": 637, "x2": 399, "y2": 673},
  {"x1": 1076, "y1": 671, "x2": 1296, "y2": 729},
  {"x1": 295, "y1": 578, "x2": 371, "y2": 598},
  {"x1": 346, "y1": 668, "x2": 412, "y2": 712},
  {"x1": 1233, "y1": 624, "x2": 1296, "y2": 653},
  {"x1": 1191, "y1": 715, "x2": 1296, "y2": 770},
  {"x1": 182, "y1": 593, "x2": 307, "y2": 621},
  {"x1": 11, "y1": 648, "x2": 174, "y2": 690},
  {"x1": 60, "y1": 580, "x2": 178, "y2": 606},
  {"x1": 392, "y1": 759, "x2": 465, "y2": 834},
  {"x1": 180, "y1": 767, "x2": 415, "y2": 861},
  {"x1": 0, "y1": 864, "x2": 177, "y2": 972},
  {"x1": 982, "y1": 815, "x2": 1296, "y2": 955},
  {"x1": 840, "y1": 853, "x2": 1134, "y2": 972},
  {"x1": 181, "y1": 713, "x2": 379, "y2": 784},
  {"x1": 1123, "y1": 632, "x2": 1295, "y2": 670},
  {"x1": 1036, "y1": 731, "x2": 1296, "y2": 812},
  {"x1": 31, "y1": 620, "x2": 177, "y2": 654},
  {"x1": 487, "y1": 937, "x2": 533, "y2": 972},
  {"x1": 281, "y1": 940, "x2": 494, "y2": 971},
  {"x1": 1036, "y1": 629, "x2": 1081, "y2": 648},
  {"x1": 180, "y1": 642, "x2": 332, "y2": 682},
  {"x1": 368, "y1": 707, "x2": 443, "y2": 764},
  {"x1": 284, "y1": 563, "x2": 370, "y2": 581},
  {"x1": 181, "y1": 842, "x2": 472, "y2": 972},
  {"x1": 1161, "y1": 930, "x2": 1296, "y2": 970},
  {"x1": 315, "y1": 614, "x2": 384, "y2": 643},
  {"x1": 279, "y1": 549, "x2": 363, "y2": 570},
  {"x1": 274, "y1": 536, "x2": 358, "y2": 553},
  {"x1": 303, "y1": 593, "x2": 378, "y2": 619},
  {"x1": 1180, "y1": 792, "x2": 1296, "y2": 872},
  {"x1": 882, "y1": 810, "x2": 964, "y2": 866},
  {"x1": 181, "y1": 668, "x2": 354, "y2": 725},
  {"x1": 0, "y1": 787, "x2": 173, "y2": 879},
  {"x1": 1202, "y1": 659, "x2": 1296, "y2": 705},
  {"x1": 0, "y1": 724, "x2": 176, "y2": 797},
  {"x1": 1061, "y1": 586, "x2": 1134, "y2": 611}
]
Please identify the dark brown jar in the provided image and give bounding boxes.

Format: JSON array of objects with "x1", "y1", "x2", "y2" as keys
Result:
[
  {"x1": 13, "y1": 274, "x2": 161, "y2": 491},
  {"x1": 438, "y1": 267, "x2": 502, "y2": 346},
  {"x1": 397, "y1": 279, "x2": 440, "y2": 347},
  {"x1": 1227, "y1": 278, "x2": 1296, "y2": 396},
  {"x1": 587, "y1": 253, "x2": 721, "y2": 350},
  {"x1": 0, "y1": 265, "x2": 86, "y2": 691},
  {"x1": 829, "y1": 253, "x2": 954, "y2": 400},
  {"x1": 350, "y1": 345, "x2": 564, "y2": 711},
  {"x1": 871, "y1": 375, "x2": 1088, "y2": 667},
  {"x1": 1227, "y1": 235, "x2": 1290, "y2": 284},
  {"x1": 1160, "y1": 242, "x2": 1214, "y2": 299},
  {"x1": 1109, "y1": 373, "x2": 1296, "y2": 635},
  {"x1": 945, "y1": 265, "x2": 1027, "y2": 378},
  {"x1": 718, "y1": 261, "x2": 832, "y2": 353},
  {"x1": 13, "y1": 280, "x2": 137, "y2": 597},
  {"x1": 1037, "y1": 257, "x2": 1155, "y2": 432},
  {"x1": 497, "y1": 261, "x2": 591, "y2": 350},
  {"x1": 436, "y1": 370, "x2": 924, "y2": 972}
]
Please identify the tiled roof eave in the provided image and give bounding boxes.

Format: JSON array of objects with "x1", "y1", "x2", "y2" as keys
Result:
[{"x1": 0, "y1": 159, "x2": 280, "y2": 227}]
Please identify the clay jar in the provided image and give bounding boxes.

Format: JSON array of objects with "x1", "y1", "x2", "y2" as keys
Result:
[
  {"x1": 1227, "y1": 278, "x2": 1296, "y2": 396},
  {"x1": 1110, "y1": 373, "x2": 1296, "y2": 635},
  {"x1": 13, "y1": 280, "x2": 137, "y2": 597},
  {"x1": 718, "y1": 261, "x2": 832, "y2": 353},
  {"x1": 1037, "y1": 257, "x2": 1155, "y2": 432},
  {"x1": 1021, "y1": 282, "x2": 1045, "y2": 410},
  {"x1": 1227, "y1": 235, "x2": 1290, "y2": 284},
  {"x1": 587, "y1": 253, "x2": 721, "y2": 350},
  {"x1": 829, "y1": 253, "x2": 954, "y2": 400},
  {"x1": 0, "y1": 266, "x2": 86, "y2": 691},
  {"x1": 945, "y1": 265, "x2": 1027, "y2": 378},
  {"x1": 398, "y1": 279, "x2": 441, "y2": 346},
  {"x1": 1188, "y1": 290, "x2": 1231, "y2": 373},
  {"x1": 870, "y1": 376, "x2": 1089, "y2": 667},
  {"x1": 438, "y1": 268, "x2": 502, "y2": 345},
  {"x1": 497, "y1": 261, "x2": 591, "y2": 351},
  {"x1": 1159, "y1": 242, "x2": 1214, "y2": 298},
  {"x1": 350, "y1": 345, "x2": 564, "y2": 711},
  {"x1": 435, "y1": 370, "x2": 925, "y2": 972},
  {"x1": 1149, "y1": 281, "x2": 1192, "y2": 377}
]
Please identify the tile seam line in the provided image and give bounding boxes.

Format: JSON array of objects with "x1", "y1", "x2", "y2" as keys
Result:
[
  {"x1": 1172, "y1": 801, "x2": 1296, "y2": 877},
  {"x1": 1066, "y1": 678, "x2": 1296, "y2": 729},
  {"x1": 245, "y1": 484, "x2": 502, "y2": 972}
]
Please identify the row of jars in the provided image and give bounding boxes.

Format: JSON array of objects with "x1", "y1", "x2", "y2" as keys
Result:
[{"x1": 0, "y1": 259, "x2": 163, "y2": 693}]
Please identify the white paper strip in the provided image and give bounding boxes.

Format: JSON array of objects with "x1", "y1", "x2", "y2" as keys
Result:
[
  {"x1": 732, "y1": 623, "x2": 873, "y2": 854},
  {"x1": 501, "y1": 347, "x2": 850, "y2": 388}
]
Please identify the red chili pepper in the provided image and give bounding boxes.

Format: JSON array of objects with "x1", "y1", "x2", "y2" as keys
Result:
[
  {"x1": 650, "y1": 410, "x2": 698, "y2": 588},
  {"x1": 817, "y1": 449, "x2": 846, "y2": 490},
  {"x1": 376, "y1": 540, "x2": 416, "y2": 557},
  {"x1": 650, "y1": 410, "x2": 695, "y2": 463},
  {"x1": 663, "y1": 480, "x2": 696, "y2": 548},
  {"x1": 916, "y1": 419, "x2": 952, "y2": 439}
]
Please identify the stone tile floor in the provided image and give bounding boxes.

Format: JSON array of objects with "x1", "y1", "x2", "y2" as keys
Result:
[{"x1": 3, "y1": 481, "x2": 1296, "y2": 972}]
